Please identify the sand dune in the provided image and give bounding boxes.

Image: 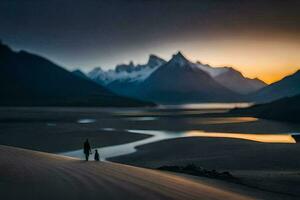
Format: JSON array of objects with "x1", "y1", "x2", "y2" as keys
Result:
[{"x1": 0, "y1": 145, "x2": 256, "y2": 200}]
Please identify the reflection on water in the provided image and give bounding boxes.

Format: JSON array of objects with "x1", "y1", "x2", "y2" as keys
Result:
[
  {"x1": 77, "y1": 119, "x2": 96, "y2": 124},
  {"x1": 185, "y1": 131, "x2": 296, "y2": 143},
  {"x1": 112, "y1": 102, "x2": 253, "y2": 118},
  {"x1": 46, "y1": 123, "x2": 56, "y2": 127},
  {"x1": 159, "y1": 103, "x2": 253, "y2": 109},
  {"x1": 119, "y1": 110, "x2": 228, "y2": 118},
  {"x1": 62, "y1": 129, "x2": 297, "y2": 161},
  {"x1": 188, "y1": 117, "x2": 258, "y2": 125},
  {"x1": 125, "y1": 117, "x2": 158, "y2": 121},
  {"x1": 101, "y1": 128, "x2": 116, "y2": 131},
  {"x1": 123, "y1": 116, "x2": 258, "y2": 124}
]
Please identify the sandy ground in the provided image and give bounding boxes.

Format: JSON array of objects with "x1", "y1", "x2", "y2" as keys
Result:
[
  {"x1": 0, "y1": 145, "x2": 269, "y2": 200},
  {"x1": 111, "y1": 137, "x2": 300, "y2": 198}
]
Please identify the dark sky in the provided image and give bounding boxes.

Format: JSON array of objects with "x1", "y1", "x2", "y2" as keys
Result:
[{"x1": 1, "y1": 0, "x2": 300, "y2": 82}]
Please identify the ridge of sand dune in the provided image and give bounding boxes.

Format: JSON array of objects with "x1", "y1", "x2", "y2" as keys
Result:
[{"x1": 0, "y1": 145, "x2": 256, "y2": 200}]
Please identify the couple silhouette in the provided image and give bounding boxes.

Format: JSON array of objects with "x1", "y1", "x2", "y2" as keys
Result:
[{"x1": 83, "y1": 139, "x2": 100, "y2": 161}]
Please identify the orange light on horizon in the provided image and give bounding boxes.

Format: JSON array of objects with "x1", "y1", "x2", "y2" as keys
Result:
[{"x1": 174, "y1": 35, "x2": 300, "y2": 84}]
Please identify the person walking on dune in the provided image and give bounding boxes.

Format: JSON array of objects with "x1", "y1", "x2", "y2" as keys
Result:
[{"x1": 83, "y1": 139, "x2": 91, "y2": 161}]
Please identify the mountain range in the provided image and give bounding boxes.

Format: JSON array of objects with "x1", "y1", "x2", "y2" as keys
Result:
[
  {"x1": 86, "y1": 52, "x2": 300, "y2": 105},
  {"x1": 2, "y1": 39, "x2": 300, "y2": 106},
  {"x1": 0, "y1": 41, "x2": 152, "y2": 107},
  {"x1": 86, "y1": 52, "x2": 267, "y2": 104}
]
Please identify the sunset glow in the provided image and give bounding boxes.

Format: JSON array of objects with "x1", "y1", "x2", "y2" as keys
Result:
[
  {"x1": 185, "y1": 131, "x2": 296, "y2": 143},
  {"x1": 161, "y1": 35, "x2": 300, "y2": 84}
]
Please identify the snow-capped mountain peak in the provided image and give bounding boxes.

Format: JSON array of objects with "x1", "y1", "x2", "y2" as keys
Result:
[
  {"x1": 87, "y1": 55, "x2": 166, "y2": 85},
  {"x1": 169, "y1": 51, "x2": 190, "y2": 66},
  {"x1": 87, "y1": 67, "x2": 116, "y2": 84},
  {"x1": 147, "y1": 54, "x2": 166, "y2": 68},
  {"x1": 196, "y1": 61, "x2": 229, "y2": 77},
  {"x1": 87, "y1": 67, "x2": 103, "y2": 79}
]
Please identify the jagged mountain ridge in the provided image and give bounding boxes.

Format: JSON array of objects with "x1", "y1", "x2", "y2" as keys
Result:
[
  {"x1": 86, "y1": 51, "x2": 266, "y2": 103},
  {"x1": 88, "y1": 55, "x2": 166, "y2": 85},
  {"x1": 138, "y1": 52, "x2": 241, "y2": 103}
]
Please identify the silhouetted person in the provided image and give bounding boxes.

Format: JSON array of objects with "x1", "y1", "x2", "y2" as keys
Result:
[
  {"x1": 94, "y1": 149, "x2": 100, "y2": 161},
  {"x1": 83, "y1": 139, "x2": 91, "y2": 161}
]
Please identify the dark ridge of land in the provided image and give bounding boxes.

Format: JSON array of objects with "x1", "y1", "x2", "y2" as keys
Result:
[{"x1": 230, "y1": 95, "x2": 300, "y2": 123}]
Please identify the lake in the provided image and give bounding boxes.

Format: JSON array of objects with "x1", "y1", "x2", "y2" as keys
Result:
[{"x1": 63, "y1": 113, "x2": 298, "y2": 160}]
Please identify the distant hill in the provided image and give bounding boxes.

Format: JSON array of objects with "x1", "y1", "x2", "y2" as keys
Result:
[
  {"x1": 251, "y1": 70, "x2": 300, "y2": 103},
  {"x1": 231, "y1": 95, "x2": 300, "y2": 122},
  {"x1": 0, "y1": 41, "x2": 153, "y2": 107}
]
